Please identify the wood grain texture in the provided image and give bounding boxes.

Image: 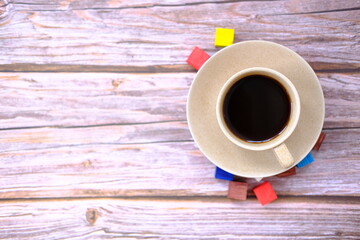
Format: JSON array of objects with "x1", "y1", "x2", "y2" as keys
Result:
[
  {"x1": 0, "y1": 0, "x2": 359, "y2": 238},
  {"x1": 0, "y1": 0, "x2": 358, "y2": 71},
  {"x1": 5, "y1": 0, "x2": 282, "y2": 11},
  {"x1": 0, "y1": 72, "x2": 191, "y2": 128},
  {"x1": 0, "y1": 197, "x2": 359, "y2": 239},
  {"x1": 6, "y1": 0, "x2": 360, "y2": 11},
  {"x1": 0, "y1": 72, "x2": 359, "y2": 129},
  {"x1": 0, "y1": 128, "x2": 359, "y2": 198}
]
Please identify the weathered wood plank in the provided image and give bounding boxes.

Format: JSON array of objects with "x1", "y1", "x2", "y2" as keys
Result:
[
  {"x1": 6, "y1": 0, "x2": 282, "y2": 11},
  {"x1": 0, "y1": 197, "x2": 359, "y2": 239},
  {"x1": 0, "y1": 0, "x2": 358, "y2": 71},
  {"x1": 322, "y1": 73, "x2": 360, "y2": 128},
  {"x1": 0, "y1": 72, "x2": 359, "y2": 129},
  {"x1": 0, "y1": 72, "x2": 191, "y2": 128},
  {"x1": 2, "y1": 0, "x2": 359, "y2": 14},
  {"x1": 0, "y1": 121, "x2": 191, "y2": 151},
  {"x1": 0, "y1": 128, "x2": 359, "y2": 198},
  {"x1": 7, "y1": 0, "x2": 360, "y2": 14}
]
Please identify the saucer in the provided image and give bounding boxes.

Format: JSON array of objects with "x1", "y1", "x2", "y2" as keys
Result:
[{"x1": 187, "y1": 40, "x2": 325, "y2": 178}]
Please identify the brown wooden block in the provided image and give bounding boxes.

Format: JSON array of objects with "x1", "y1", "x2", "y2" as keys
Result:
[
  {"x1": 227, "y1": 181, "x2": 248, "y2": 200},
  {"x1": 232, "y1": 175, "x2": 247, "y2": 182},
  {"x1": 276, "y1": 167, "x2": 296, "y2": 177},
  {"x1": 313, "y1": 132, "x2": 326, "y2": 151}
]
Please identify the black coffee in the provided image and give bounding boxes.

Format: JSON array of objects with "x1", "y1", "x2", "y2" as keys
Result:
[{"x1": 223, "y1": 75, "x2": 291, "y2": 142}]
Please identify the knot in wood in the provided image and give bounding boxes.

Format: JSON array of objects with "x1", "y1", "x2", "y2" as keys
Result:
[
  {"x1": 0, "y1": 0, "x2": 13, "y2": 22},
  {"x1": 86, "y1": 208, "x2": 99, "y2": 225},
  {"x1": 335, "y1": 231, "x2": 343, "y2": 236},
  {"x1": 112, "y1": 79, "x2": 122, "y2": 88}
]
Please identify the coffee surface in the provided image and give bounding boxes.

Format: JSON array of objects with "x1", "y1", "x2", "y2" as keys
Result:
[{"x1": 223, "y1": 75, "x2": 291, "y2": 142}]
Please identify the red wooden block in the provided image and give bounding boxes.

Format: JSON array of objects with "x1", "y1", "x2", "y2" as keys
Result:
[
  {"x1": 313, "y1": 132, "x2": 326, "y2": 151},
  {"x1": 276, "y1": 167, "x2": 296, "y2": 177},
  {"x1": 227, "y1": 181, "x2": 248, "y2": 200},
  {"x1": 253, "y1": 181, "x2": 278, "y2": 206},
  {"x1": 186, "y1": 47, "x2": 210, "y2": 70}
]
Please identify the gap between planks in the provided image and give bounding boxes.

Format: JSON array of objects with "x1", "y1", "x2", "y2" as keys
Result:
[
  {"x1": 0, "y1": 195, "x2": 358, "y2": 203},
  {"x1": 4, "y1": 0, "x2": 360, "y2": 14},
  {"x1": 0, "y1": 122, "x2": 359, "y2": 133},
  {"x1": 0, "y1": 120, "x2": 187, "y2": 132},
  {"x1": 0, "y1": 64, "x2": 359, "y2": 73},
  {"x1": 8, "y1": 0, "x2": 284, "y2": 11}
]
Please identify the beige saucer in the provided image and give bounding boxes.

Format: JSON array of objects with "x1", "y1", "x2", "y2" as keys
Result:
[{"x1": 187, "y1": 40, "x2": 325, "y2": 178}]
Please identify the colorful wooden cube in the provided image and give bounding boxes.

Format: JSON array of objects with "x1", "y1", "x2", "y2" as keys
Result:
[
  {"x1": 253, "y1": 181, "x2": 278, "y2": 206},
  {"x1": 215, "y1": 166, "x2": 234, "y2": 181},
  {"x1": 313, "y1": 132, "x2": 326, "y2": 151},
  {"x1": 296, "y1": 153, "x2": 315, "y2": 168},
  {"x1": 186, "y1": 46, "x2": 210, "y2": 70},
  {"x1": 227, "y1": 181, "x2": 248, "y2": 200},
  {"x1": 214, "y1": 28, "x2": 235, "y2": 47},
  {"x1": 276, "y1": 167, "x2": 296, "y2": 177}
]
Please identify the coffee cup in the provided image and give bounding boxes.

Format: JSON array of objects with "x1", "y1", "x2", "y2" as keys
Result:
[{"x1": 216, "y1": 67, "x2": 300, "y2": 168}]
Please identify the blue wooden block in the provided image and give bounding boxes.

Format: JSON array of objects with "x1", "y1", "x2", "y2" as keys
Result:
[
  {"x1": 296, "y1": 153, "x2": 315, "y2": 168},
  {"x1": 215, "y1": 166, "x2": 234, "y2": 181}
]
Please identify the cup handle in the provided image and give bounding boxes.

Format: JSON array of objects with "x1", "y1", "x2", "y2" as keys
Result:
[{"x1": 273, "y1": 143, "x2": 294, "y2": 168}]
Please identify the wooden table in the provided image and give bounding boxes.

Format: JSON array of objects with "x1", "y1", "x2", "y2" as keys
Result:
[{"x1": 0, "y1": 0, "x2": 359, "y2": 239}]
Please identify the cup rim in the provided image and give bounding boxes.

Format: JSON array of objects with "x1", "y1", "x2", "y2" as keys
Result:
[{"x1": 216, "y1": 67, "x2": 301, "y2": 151}]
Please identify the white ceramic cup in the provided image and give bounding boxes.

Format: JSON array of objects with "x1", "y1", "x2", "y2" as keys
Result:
[{"x1": 216, "y1": 67, "x2": 301, "y2": 168}]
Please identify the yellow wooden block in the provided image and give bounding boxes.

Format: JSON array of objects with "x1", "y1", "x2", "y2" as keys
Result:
[{"x1": 215, "y1": 28, "x2": 235, "y2": 47}]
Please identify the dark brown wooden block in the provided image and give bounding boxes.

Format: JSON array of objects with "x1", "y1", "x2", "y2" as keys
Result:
[
  {"x1": 227, "y1": 181, "x2": 248, "y2": 200},
  {"x1": 313, "y1": 132, "x2": 326, "y2": 151},
  {"x1": 276, "y1": 167, "x2": 296, "y2": 177}
]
